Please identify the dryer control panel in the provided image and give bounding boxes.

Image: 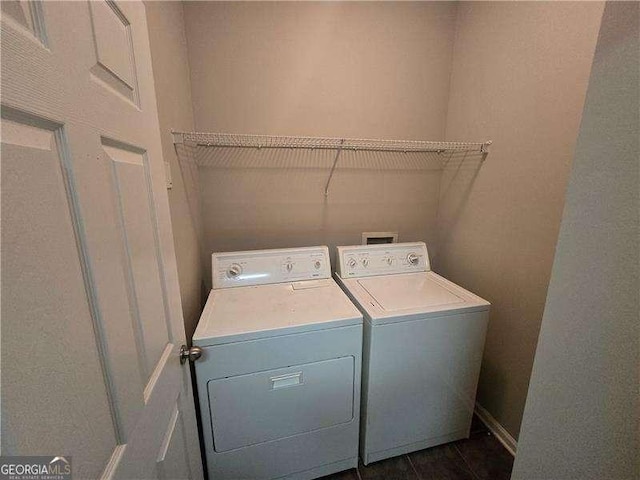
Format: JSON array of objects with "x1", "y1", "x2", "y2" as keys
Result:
[
  {"x1": 213, "y1": 246, "x2": 331, "y2": 289},
  {"x1": 336, "y1": 242, "x2": 430, "y2": 278}
]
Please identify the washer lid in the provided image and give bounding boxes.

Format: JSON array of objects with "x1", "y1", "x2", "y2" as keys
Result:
[
  {"x1": 335, "y1": 272, "x2": 490, "y2": 325},
  {"x1": 358, "y1": 274, "x2": 465, "y2": 311}
]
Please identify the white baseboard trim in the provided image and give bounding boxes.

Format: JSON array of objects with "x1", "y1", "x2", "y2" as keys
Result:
[{"x1": 474, "y1": 402, "x2": 517, "y2": 457}]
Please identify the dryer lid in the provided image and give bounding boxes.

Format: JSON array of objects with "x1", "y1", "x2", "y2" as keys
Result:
[
  {"x1": 193, "y1": 278, "x2": 362, "y2": 346},
  {"x1": 357, "y1": 273, "x2": 465, "y2": 311}
]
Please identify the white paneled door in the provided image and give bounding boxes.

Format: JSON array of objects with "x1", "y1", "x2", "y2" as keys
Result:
[{"x1": 1, "y1": 1, "x2": 203, "y2": 479}]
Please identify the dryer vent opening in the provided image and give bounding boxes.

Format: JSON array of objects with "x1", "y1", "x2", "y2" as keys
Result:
[{"x1": 362, "y1": 232, "x2": 398, "y2": 245}]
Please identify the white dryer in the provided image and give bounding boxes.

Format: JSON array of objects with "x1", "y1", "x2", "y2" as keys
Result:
[
  {"x1": 334, "y1": 242, "x2": 489, "y2": 465},
  {"x1": 193, "y1": 246, "x2": 363, "y2": 480}
]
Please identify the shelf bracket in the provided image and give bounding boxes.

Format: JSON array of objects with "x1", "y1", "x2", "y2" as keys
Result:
[
  {"x1": 324, "y1": 139, "x2": 345, "y2": 197},
  {"x1": 481, "y1": 140, "x2": 492, "y2": 161},
  {"x1": 171, "y1": 130, "x2": 185, "y2": 145}
]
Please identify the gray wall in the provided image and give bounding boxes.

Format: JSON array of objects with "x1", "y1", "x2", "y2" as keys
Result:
[
  {"x1": 512, "y1": 2, "x2": 639, "y2": 478},
  {"x1": 183, "y1": 1, "x2": 457, "y2": 139},
  {"x1": 435, "y1": 1, "x2": 604, "y2": 440},
  {"x1": 145, "y1": 1, "x2": 202, "y2": 341},
  {"x1": 182, "y1": 1, "x2": 459, "y2": 285}
]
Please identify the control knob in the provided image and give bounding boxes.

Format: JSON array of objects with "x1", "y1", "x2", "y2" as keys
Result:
[
  {"x1": 407, "y1": 253, "x2": 419, "y2": 266},
  {"x1": 362, "y1": 258, "x2": 370, "y2": 268},
  {"x1": 348, "y1": 258, "x2": 358, "y2": 269},
  {"x1": 227, "y1": 263, "x2": 242, "y2": 278}
]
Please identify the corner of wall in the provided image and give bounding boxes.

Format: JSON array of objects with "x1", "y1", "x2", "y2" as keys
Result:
[
  {"x1": 512, "y1": 2, "x2": 638, "y2": 477},
  {"x1": 146, "y1": 1, "x2": 203, "y2": 342},
  {"x1": 436, "y1": 1, "x2": 605, "y2": 442}
]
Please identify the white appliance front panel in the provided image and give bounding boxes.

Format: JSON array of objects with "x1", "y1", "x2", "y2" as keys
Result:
[
  {"x1": 358, "y1": 274, "x2": 465, "y2": 311},
  {"x1": 362, "y1": 309, "x2": 489, "y2": 463},
  {"x1": 336, "y1": 242, "x2": 430, "y2": 278},
  {"x1": 195, "y1": 325, "x2": 363, "y2": 479},
  {"x1": 208, "y1": 356, "x2": 355, "y2": 452},
  {"x1": 212, "y1": 246, "x2": 331, "y2": 289}
]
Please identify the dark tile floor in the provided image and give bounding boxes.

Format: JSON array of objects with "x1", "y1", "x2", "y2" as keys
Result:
[{"x1": 321, "y1": 416, "x2": 514, "y2": 480}]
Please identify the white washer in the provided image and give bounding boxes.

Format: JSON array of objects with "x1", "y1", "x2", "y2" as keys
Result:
[
  {"x1": 193, "y1": 246, "x2": 363, "y2": 480},
  {"x1": 334, "y1": 242, "x2": 490, "y2": 465}
]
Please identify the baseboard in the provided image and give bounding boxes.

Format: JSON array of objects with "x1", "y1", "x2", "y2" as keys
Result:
[{"x1": 474, "y1": 403, "x2": 517, "y2": 457}]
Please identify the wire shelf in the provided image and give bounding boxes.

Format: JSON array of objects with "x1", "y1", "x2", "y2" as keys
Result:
[
  {"x1": 172, "y1": 131, "x2": 491, "y2": 196},
  {"x1": 173, "y1": 131, "x2": 491, "y2": 154}
]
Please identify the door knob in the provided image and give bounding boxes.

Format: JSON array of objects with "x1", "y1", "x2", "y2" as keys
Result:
[{"x1": 180, "y1": 345, "x2": 202, "y2": 364}]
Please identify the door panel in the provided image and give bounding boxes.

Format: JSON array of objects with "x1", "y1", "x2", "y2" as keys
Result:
[
  {"x1": 65, "y1": 126, "x2": 147, "y2": 443},
  {"x1": 0, "y1": 111, "x2": 116, "y2": 478},
  {"x1": 157, "y1": 398, "x2": 192, "y2": 480},
  {"x1": 104, "y1": 142, "x2": 172, "y2": 380},
  {"x1": 1, "y1": 2, "x2": 203, "y2": 478},
  {"x1": 0, "y1": 0, "x2": 47, "y2": 45},
  {"x1": 88, "y1": 0, "x2": 139, "y2": 105}
]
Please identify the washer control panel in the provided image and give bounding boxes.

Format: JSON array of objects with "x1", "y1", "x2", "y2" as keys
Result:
[
  {"x1": 213, "y1": 246, "x2": 331, "y2": 289},
  {"x1": 336, "y1": 242, "x2": 430, "y2": 278}
]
